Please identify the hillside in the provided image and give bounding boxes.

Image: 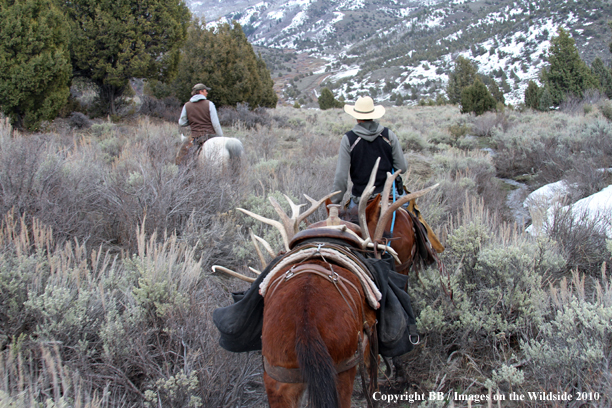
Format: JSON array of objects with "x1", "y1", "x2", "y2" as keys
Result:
[{"x1": 195, "y1": 0, "x2": 612, "y2": 106}]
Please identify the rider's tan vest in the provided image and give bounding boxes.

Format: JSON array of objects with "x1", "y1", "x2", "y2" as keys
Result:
[{"x1": 185, "y1": 99, "x2": 215, "y2": 137}]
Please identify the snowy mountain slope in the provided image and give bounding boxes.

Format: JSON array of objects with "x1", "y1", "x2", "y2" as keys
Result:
[{"x1": 190, "y1": 0, "x2": 612, "y2": 107}]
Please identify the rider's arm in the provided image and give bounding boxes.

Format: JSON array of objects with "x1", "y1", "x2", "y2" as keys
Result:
[
  {"x1": 331, "y1": 135, "x2": 351, "y2": 204},
  {"x1": 388, "y1": 129, "x2": 407, "y2": 174},
  {"x1": 209, "y1": 102, "x2": 224, "y2": 136},
  {"x1": 178, "y1": 105, "x2": 189, "y2": 127}
]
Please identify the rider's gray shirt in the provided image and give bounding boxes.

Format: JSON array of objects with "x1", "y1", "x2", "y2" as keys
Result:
[{"x1": 331, "y1": 120, "x2": 407, "y2": 204}]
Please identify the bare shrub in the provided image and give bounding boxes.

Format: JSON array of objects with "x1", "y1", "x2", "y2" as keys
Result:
[
  {"x1": 546, "y1": 205, "x2": 611, "y2": 277},
  {"x1": 493, "y1": 114, "x2": 612, "y2": 187},
  {"x1": 432, "y1": 149, "x2": 506, "y2": 219},
  {"x1": 402, "y1": 197, "x2": 569, "y2": 401},
  {"x1": 470, "y1": 110, "x2": 513, "y2": 137},
  {"x1": 470, "y1": 111, "x2": 498, "y2": 137},
  {"x1": 68, "y1": 111, "x2": 92, "y2": 128},
  {"x1": 559, "y1": 90, "x2": 605, "y2": 115},
  {"x1": 521, "y1": 270, "x2": 612, "y2": 402},
  {"x1": 218, "y1": 103, "x2": 271, "y2": 129},
  {"x1": 139, "y1": 95, "x2": 183, "y2": 123},
  {"x1": 601, "y1": 101, "x2": 612, "y2": 122},
  {"x1": 0, "y1": 213, "x2": 265, "y2": 407}
]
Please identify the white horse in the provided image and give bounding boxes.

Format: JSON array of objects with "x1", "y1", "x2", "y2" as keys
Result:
[
  {"x1": 180, "y1": 135, "x2": 244, "y2": 170},
  {"x1": 200, "y1": 136, "x2": 244, "y2": 168}
]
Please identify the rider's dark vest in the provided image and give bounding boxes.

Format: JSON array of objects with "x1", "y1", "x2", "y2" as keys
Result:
[
  {"x1": 346, "y1": 128, "x2": 393, "y2": 198},
  {"x1": 185, "y1": 99, "x2": 215, "y2": 137}
]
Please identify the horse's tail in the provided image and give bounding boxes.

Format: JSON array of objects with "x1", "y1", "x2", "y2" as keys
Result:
[
  {"x1": 295, "y1": 316, "x2": 339, "y2": 408},
  {"x1": 224, "y1": 137, "x2": 244, "y2": 159}
]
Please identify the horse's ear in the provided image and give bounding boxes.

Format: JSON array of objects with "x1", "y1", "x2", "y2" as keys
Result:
[{"x1": 324, "y1": 198, "x2": 332, "y2": 215}]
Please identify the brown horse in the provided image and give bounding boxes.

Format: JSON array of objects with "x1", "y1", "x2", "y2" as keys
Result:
[
  {"x1": 262, "y1": 258, "x2": 377, "y2": 408},
  {"x1": 223, "y1": 193, "x2": 382, "y2": 407},
  {"x1": 331, "y1": 159, "x2": 440, "y2": 276},
  {"x1": 214, "y1": 177, "x2": 438, "y2": 405}
]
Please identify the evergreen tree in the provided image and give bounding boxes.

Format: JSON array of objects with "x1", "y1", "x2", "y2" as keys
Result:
[
  {"x1": 488, "y1": 81, "x2": 505, "y2": 105},
  {"x1": 446, "y1": 56, "x2": 478, "y2": 104},
  {"x1": 524, "y1": 80, "x2": 540, "y2": 110},
  {"x1": 174, "y1": 20, "x2": 277, "y2": 108},
  {"x1": 318, "y1": 87, "x2": 342, "y2": 110},
  {"x1": 63, "y1": 0, "x2": 191, "y2": 115},
  {"x1": 0, "y1": 0, "x2": 71, "y2": 129},
  {"x1": 460, "y1": 77, "x2": 496, "y2": 116},
  {"x1": 542, "y1": 27, "x2": 599, "y2": 106},
  {"x1": 591, "y1": 57, "x2": 612, "y2": 98},
  {"x1": 538, "y1": 87, "x2": 553, "y2": 111}
]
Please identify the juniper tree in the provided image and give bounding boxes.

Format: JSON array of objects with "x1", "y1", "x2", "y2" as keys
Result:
[
  {"x1": 460, "y1": 77, "x2": 496, "y2": 116},
  {"x1": 591, "y1": 57, "x2": 612, "y2": 98},
  {"x1": 541, "y1": 27, "x2": 599, "y2": 106},
  {"x1": 173, "y1": 20, "x2": 277, "y2": 108},
  {"x1": 446, "y1": 56, "x2": 478, "y2": 104},
  {"x1": 524, "y1": 80, "x2": 540, "y2": 110},
  {"x1": 318, "y1": 87, "x2": 342, "y2": 110},
  {"x1": 0, "y1": 0, "x2": 71, "y2": 129},
  {"x1": 62, "y1": 0, "x2": 191, "y2": 115}
]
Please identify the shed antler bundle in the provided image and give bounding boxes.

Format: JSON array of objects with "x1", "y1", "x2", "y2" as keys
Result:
[
  {"x1": 237, "y1": 192, "x2": 340, "y2": 251},
  {"x1": 211, "y1": 192, "x2": 340, "y2": 282}
]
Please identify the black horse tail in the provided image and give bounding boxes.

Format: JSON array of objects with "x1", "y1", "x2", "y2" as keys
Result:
[{"x1": 295, "y1": 315, "x2": 339, "y2": 408}]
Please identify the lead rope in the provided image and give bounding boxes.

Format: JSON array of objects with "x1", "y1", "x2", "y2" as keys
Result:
[{"x1": 390, "y1": 169, "x2": 397, "y2": 237}]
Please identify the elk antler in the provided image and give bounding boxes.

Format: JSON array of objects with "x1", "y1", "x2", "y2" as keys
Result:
[
  {"x1": 249, "y1": 229, "x2": 275, "y2": 269},
  {"x1": 357, "y1": 157, "x2": 381, "y2": 243},
  {"x1": 372, "y1": 181, "x2": 440, "y2": 243},
  {"x1": 238, "y1": 191, "x2": 341, "y2": 251},
  {"x1": 211, "y1": 265, "x2": 256, "y2": 283}
]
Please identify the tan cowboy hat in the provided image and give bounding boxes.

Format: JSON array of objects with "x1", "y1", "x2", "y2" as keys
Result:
[{"x1": 344, "y1": 96, "x2": 386, "y2": 120}]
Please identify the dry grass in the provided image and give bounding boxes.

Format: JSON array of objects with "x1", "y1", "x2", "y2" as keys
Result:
[{"x1": 0, "y1": 102, "x2": 610, "y2": 406}]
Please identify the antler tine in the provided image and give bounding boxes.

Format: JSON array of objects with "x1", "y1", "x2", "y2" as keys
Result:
[
  {"x1": 380, "y1": 170, "x2": 403, "y2": 217},
  {"x1": 373, "y1": 183, "x2": 440, "y2": 242},
  {"x1": 298, "y1": 191, "x2": 342, "y2": 227},
  {"x1": 249, "y1": 229, "x2": 271, "y2": 269},
  {"x1": 237, "y1": 207, "x2": 290, "y2": 251},
  {"x1": 267, "y1": 196, "x2": 296, "y2": 245},
  {"x1": 248, "y1": 266, "x2": 262, "y2": 275},
  {"x1": 211, "y1": 265, "x2": 256, "y2": 283},
  {"x1": 251, "y1": 232, "x2": 276, "y2": 258},
  {"x1": 357, "y1": 157, "x2": 381, "y2": 242},
  {"x1": 283, "y1": 194, "x2": 305, "y2": 219}
]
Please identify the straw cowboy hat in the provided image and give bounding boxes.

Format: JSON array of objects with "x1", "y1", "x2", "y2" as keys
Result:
[{"x1": 344, "y1": 96, "x2": 386, "y2": 120}]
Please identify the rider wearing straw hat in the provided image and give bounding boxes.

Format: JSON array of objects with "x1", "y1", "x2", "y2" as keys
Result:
[{"x1": 331, "y1": 96, "x2": 407, "y2": 207}]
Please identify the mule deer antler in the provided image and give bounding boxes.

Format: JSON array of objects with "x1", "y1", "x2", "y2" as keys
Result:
[{"x1": 238, "y1": 191, "x2": 341, "y2": 251}]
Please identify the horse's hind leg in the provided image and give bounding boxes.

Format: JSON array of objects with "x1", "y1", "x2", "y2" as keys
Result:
[
  {"x1": 264, "y1": 373, "x2": 306, "y2": 408},
  {"x1": 337, "y1": 368, "x2": 358, "y2": 408}
]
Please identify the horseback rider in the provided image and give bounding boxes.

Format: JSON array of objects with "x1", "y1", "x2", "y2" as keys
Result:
[
  {"x1": 331, "y1": 96, "x2": 408, "y2": 208},
  {"x1": 176, "y1": 83, "x2": 224, "y2": 165}
]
